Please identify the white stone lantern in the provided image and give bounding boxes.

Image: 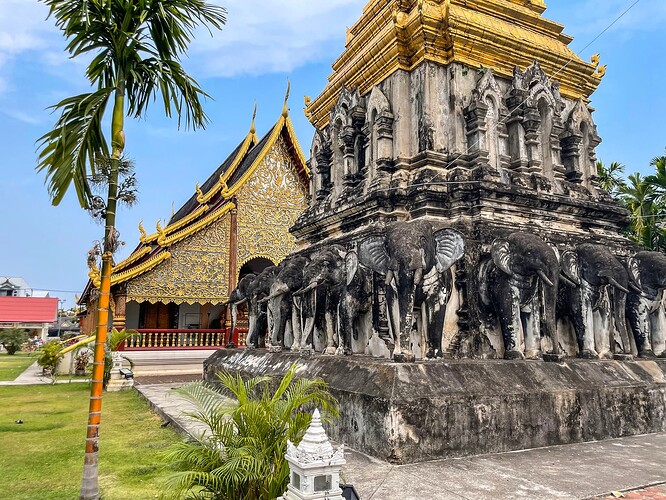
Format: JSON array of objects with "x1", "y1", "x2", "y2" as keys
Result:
[{"x1": 282, "y1": 409, "x2": 345, "y2": 500}]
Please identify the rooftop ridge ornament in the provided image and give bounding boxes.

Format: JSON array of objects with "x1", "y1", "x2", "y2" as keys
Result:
[
  {"x1": 282, "y1": 80, "x2": 291, "y2": 118},
  {"x1": 250, "y1": 101, "x2": 257, "y2": 136}
]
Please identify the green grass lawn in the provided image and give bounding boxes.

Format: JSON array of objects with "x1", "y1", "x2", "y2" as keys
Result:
[
  {"x1": 0, "y1": 352, "x2": 36, "y2": 381},
  {"x1": 0, "y1": 384, "x2": 182, "y2": 499}
]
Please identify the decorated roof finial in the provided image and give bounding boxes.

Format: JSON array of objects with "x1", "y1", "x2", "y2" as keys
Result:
[
  {"x1": 196, "y1": 182, "x2": 205, "y2": 203},
  {"x1": 250, "y1": 101, "x2": 257, "y2": 135},
  {"x1": 138, "y1": 220, "x2": 147, "y2": 243},
  {"x1": 282, "y1": 80, "x2": 291, "y2": 118}
]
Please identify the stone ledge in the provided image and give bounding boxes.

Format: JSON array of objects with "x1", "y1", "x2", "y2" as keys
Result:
[{"x1": 204, "y1": 349, "x2": 666, "y2": 464}]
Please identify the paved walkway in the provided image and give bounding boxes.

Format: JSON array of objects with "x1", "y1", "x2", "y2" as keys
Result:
[
  {"x1": 0, "y1": 361, "x2": 89, "y2": 386},
  {"x1": 135, "y1": 380, "x2": 666, "y2": 500}
]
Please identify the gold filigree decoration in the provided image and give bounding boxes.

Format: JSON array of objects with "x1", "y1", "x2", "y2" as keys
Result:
[
  {"x1": 112, "y1": 251, "x2": 171, "y2": 286},
  {"x1": 236, "y1": 135, "x2": 308, "y2": 268},
  {"x1": 126, "y1": 216, "x2": 231, "y2": 305},
  {"x1": 113, "y1": 246, "x2": 151, "y2": 273},
  {"x1": 138, "y1": 220, "x2": 147, "y2": 243},
  {"x1": 158, "y1": 202, "x2": 235, "y2": 247}
]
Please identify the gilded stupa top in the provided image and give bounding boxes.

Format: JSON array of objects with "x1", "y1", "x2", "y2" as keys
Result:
[{"x1": 306, "y1": 0, "x2": 603, "y2": 129}]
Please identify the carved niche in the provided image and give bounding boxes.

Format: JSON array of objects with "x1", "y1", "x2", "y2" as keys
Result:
[
  {"x1": 309, "y1": 128, "x2": 333, "y2": 205},
  {"x1": 506, "y1": 61, "x2": 566, "y2": 182},
  {"x1": 464, "y1": 71, "x2": 510, "y2": 174},
  {"x1": 561, "y1": 99, "x2": 602, "y2": 190},
  {"x1": 329, "y1": 87, "x2": 367, "y2": 197},
  {"x1": 364, "y1": 86, "x2": 394, "y2": 180}
]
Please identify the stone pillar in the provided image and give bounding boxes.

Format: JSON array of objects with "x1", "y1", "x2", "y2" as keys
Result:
[
  {"x1": 282, "y1": 409, "x2": 346, "y2": 500},
  {"x1": 560, "y1": 134, "x2": 584, "y2": 183},
  {"x1": 523, "y1": 107, "x2": 543, "y2": 175},
  {"x1": 464, "y1": 100, "x2": 490, "y2": 168}
]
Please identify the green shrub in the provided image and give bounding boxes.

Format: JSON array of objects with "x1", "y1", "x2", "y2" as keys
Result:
[
  {"x1": 0, "y1": 328, "x2": 29, "y2": 355},
  {"x1": 162, "y1": 363, "x2": 339, "y2": 500},
  {"x1": 36, "y1": 341, "x2": 64, "y2": 374}
]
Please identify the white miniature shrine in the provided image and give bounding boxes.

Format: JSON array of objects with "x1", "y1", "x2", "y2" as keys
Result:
[{"x1": 282, "y1": 409, "x2": 346, "y2": 500}]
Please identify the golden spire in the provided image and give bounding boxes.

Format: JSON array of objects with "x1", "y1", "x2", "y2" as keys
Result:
[
  {"x1": 282, "y1": 80, "x2": 291, "y2": 118},
  {"x1": 250, "y1": 101, "x2": 257, "y2": 135}
]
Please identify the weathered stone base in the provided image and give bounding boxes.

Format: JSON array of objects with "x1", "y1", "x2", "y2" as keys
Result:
[{"x1": 204, "y1": 349, "x2": 666, "y2": 464}]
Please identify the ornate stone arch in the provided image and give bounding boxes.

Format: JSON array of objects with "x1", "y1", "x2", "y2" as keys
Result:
[
  {"x1": 465, "y1": 71, "x2": 510, "y2": 172},
  {"x1": 310, "y1": 128, "x2": 332, "y2": 202},
  {"x1": 561, "y1": 99, "x2": 602, "y2": 188},
  {"x1": 365, "y1": 86, "x2": 394, "y2": 171},
  {"x1": 508, "y1": 61, "x2": 566, "y2": 181}
]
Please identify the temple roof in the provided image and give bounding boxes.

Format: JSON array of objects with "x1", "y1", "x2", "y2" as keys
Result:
[
  {"x1": 79, "y1": 104, "x2": 308, "y2": 303},
  {"x1": 306, "y1": 0, "x2": 605, "y2": 129}
]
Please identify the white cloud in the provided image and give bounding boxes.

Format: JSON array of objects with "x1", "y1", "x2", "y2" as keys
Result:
[{"x1": 168, "y1": 0, "x2": 362, "y2": 77}]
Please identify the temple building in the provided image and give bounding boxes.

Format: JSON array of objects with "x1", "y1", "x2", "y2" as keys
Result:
[
  {"x1": 79, "y1": 101, "x2": 309, "y2": 348},
  {"x1": 293, "y1": 0, "x2": 627, "y2": 358}
]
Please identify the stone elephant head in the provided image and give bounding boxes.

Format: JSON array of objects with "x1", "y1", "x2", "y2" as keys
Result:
[
  {"x1": 626, "y1": 250, "x2": 666, "y2": 357},
  {"x1": 359, "y1": 220, "x2": 465, "y2": 362},
  {"x1": 246, "y1": 266, "x2": 280, "y2": 348},
  {"x1": 225, "y1": 273, "x2": 257, "y2": 347},
  {"x1": 560, "y1": 244, "x2": 632, "y2": 359},
  {"x1": 259, "y1": 255, "x2": 309, "y2": 349},
  {"x1": 481, "y1": 232, "x2": 562, "y2": 360},
  {"x1": 294, "y1": 245, "x2": 347, "y2": 354}
]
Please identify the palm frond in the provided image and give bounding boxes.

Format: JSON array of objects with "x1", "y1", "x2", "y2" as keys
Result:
[{"x1": 37, "y1": 88, "x2": 112, "y2": 206}]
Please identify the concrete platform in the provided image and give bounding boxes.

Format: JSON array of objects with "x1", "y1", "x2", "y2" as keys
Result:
[
  {"x1": 136, "y1": 381, "x2": 666, "y2": 500},
  {"x1": 204, "y1": 349, "x2": 666, "y2": 464}
]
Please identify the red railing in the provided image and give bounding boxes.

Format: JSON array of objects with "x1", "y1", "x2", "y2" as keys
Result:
[{"x1": 121, "y1": 328, "x2": 248, "y2": 350}]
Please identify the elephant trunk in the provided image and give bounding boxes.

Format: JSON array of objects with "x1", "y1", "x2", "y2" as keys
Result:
[{"x1": 385, "y1": 269, "x2": 395, "y2": 286}]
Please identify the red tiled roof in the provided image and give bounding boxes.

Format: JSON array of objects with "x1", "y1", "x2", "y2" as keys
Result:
[{"x1": 0, "y1": 297, "x2": 58, "y2": 323}]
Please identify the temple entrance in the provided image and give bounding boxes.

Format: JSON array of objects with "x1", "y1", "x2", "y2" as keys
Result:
[{"x1": 239, "y1": 257, "x2": 274, "y2": 279}]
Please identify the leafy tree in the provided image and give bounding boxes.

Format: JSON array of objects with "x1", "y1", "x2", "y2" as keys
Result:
[
  {"x1": 596, "y1": 160, "x2": 626, "y2": 197},
  {"x1": 0, "y1": 328, "x2": 29, "y2": 355},
  {"x1": 35, "y1": 1, "x2": 226, "y2": 498},
  {"x1": 162, "y1": 363, "x2": 339, "y2": 500}
]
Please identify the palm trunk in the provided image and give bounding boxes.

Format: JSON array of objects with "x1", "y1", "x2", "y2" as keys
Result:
[{"x1": 80, "y1": 79, "x2": 125, "y2": 500}]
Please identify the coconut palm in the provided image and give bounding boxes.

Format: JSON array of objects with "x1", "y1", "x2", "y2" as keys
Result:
[
  {"x1": 619, "y1": 173, "x2": 663, "y2": 250},
  {"x1": 162, "y1": 363, "x2": 339, "y2": 500},
  {"x1": 35, "y1": 1, "x2": 226, "y2": 498}
]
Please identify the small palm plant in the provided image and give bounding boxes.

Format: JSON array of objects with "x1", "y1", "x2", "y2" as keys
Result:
[{"x1": 162, "y1": 363, "x2": 339, "y2": 500}]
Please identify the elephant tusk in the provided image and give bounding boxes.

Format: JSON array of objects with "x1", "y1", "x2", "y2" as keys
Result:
[
  {"x1": 233, "y1": 298, "x2": 247, "y2": 307},
  {"x1": 537, "y1": 270, "x2": 555, "y2": 288},
  {"x1": 293, "y1": 282, "x2": 319, "y2": 297},
  {"x1": 606, "y1": 277, "x2": 631, "y2": 295},
  {"x1": 629, "y1": 282, "x2": 642, "y2": 294},
  {"x1": 559, "y1": 273, "x2": 577, "y2": 287},
  {"x1": 385, "y1": 269, "x2": 395, "y2": 287},
  {"x1": 414, "y1": 267, "x2": 423, "y2": 286}
]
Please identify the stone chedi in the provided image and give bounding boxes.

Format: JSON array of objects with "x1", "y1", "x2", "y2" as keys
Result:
[
  {"x1": 282, "y1": 409, "x2": 346, "y2": 500},
  {"x1": 207, "y1": 0, "x2": 666, "y2": 464}
]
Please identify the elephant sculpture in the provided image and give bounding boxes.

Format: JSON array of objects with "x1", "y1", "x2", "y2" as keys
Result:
[
  {"x1": 225, "y1": 273, "x2": 257, "y2": 347},
  {"x1": 246, "y1": 266, "x2": 280, "y2": 349},
  {"x1": 479, "y1": 232, "x2": 563, "y2": 361},
  {"x1": 294, "y1": 245, "x2": 346, "y2": 354},
  {"x1": 359, "y1": 220, "x2": 465, "y2": 362},
  {"x1": 559, "y1": 244, "x2": 632, "y2": 359},
  {"x1": 259, "y1": 255, "x2": 309, "y2": 350},
  {"x1": 626, "y1": 250, "x2": 666, "y2": 357}
]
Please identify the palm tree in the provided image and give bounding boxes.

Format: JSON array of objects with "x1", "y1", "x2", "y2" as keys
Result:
[
  {"x1": 619, "y1": 173, "x2": 661, "y2": 249},
  {"x1": 162, "y1": 363, "x2": 339, "y2": 500},
  {"x1": 596, "y1": 160, "x2": 626, "y2": 198},
  {"x1": 35, "y1": 2, "x2": 226, "y2": 498}
]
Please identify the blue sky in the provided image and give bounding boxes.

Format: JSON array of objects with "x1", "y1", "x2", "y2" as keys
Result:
[{"x1": 0, "y1": 0, "x2": 664, "y2": 308}]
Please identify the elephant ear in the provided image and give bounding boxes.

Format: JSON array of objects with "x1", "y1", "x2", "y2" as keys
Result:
[
  {"x1": 359, "y1": 236, "x2": 389, "y2": 275},
  {"x1": 345, "y1": 250, "x2": 359, "y2": 286},
  {"x1": 491, "y1": 239, "x2": 512, "y2": 276},
  {"x1": 561, "y1": 250, "x2": 581, "y2": 286},
  {"x1": 433, "y1": 228, "x2": 465, "y2": 273},
  {"x1": 627, "y1": 257, "x2": 642, "y2": 288}
]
